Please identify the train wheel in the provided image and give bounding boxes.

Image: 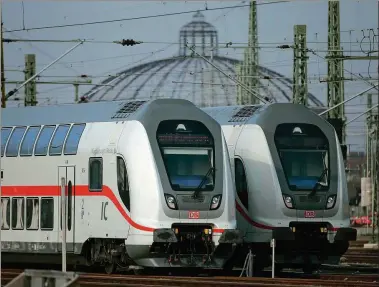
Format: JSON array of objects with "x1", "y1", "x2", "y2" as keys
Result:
[{"x1": 104, "y1": 262, "x2": 116, "y2": 274}]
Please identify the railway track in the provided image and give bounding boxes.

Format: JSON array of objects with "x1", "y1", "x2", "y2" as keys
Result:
[
  {"x1": 343, "y1": 254, "x2": 379, "y2": 264},
  {"x1": 78, "y1": 274, "x2": 379, "y2": 287},
  {"x1": 349, "y1": 240, "x2": 370, "y2": 248},
  {"x1": 1, "y1": 269, "x2": 378, "y2": 287},
  {"x1": 342, "y1": 248, "x2": 379, "y2": 265},
  {"x1": 346, "y1": 250, "x2": 379, "y2": 255}
]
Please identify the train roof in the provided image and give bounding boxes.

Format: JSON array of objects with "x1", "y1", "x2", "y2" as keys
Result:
[
  {"x1": 2, "y1": 98, "x2": 199, "y2": 127},
  {"x1": 202, "y1": 103, "x2": 327, "y2": 126}
]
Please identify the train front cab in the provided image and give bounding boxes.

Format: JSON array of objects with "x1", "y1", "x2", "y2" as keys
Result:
[
  {"x1": 144, "y1": 119, "x2": 241, "y2": 268},
  {"x1": 271, "y1": 123, "x2": 357, "y2": 272}
]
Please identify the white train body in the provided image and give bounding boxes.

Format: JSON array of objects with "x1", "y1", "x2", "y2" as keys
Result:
[
  {"x1": 1, "y1": 99, "x2": 241, "y2": 272},
  {"x1": 202, "y1": 103, "x2": 357, "y2": 270}
]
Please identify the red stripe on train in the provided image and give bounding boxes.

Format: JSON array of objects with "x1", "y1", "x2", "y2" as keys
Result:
[
  {"x1": 235, "y1": 200, "x2": 339, "y2": 231},
  {"x1": 1, "y1": 185, "x2": 225, "y2": 234},
  {"x1": 235, "y1": 200, "x2": 273, "y2": 230},
  {"x1": 3, "y1": 186, "x2": 336, "y2": 234}
]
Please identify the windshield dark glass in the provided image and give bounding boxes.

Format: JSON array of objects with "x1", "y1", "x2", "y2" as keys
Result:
[
  {"x1": 274, "y1": 123, "x2": 329, "y2": 191},
  {"x1": 163, "y1": 148, "x2": 214, "y2": 190},
  {"x1": 157, "y1": 120, "x2": 215, "y2": 191}
]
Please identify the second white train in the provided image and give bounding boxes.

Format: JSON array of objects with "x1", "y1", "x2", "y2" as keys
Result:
[{"x1": 203, "y1": 103, "x2": 357, "y2": 273}]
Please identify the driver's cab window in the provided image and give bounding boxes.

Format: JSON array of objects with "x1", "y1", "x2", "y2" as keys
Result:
[
  {"x1": 235, "y1": 158, "x2": 248, "y2": 210},
  {"x1": 117, "y1": 156, "x2": 130, "y2": 211}
]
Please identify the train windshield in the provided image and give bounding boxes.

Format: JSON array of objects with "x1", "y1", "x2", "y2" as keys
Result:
[
  {"x1": 157, "y1": 120, "x2": 215, "y2": 191},
  {"x1": 274, "y1": 123, "x2": 329, "y2": 191}
]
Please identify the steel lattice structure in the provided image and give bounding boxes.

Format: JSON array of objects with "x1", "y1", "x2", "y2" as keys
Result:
[{"x1": 84, "y1": 12, "x2": 324, "y2": 107}]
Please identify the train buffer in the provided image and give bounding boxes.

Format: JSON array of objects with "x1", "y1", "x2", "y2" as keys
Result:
[{"x1": 5, "y1": 269, "x2": 78, "y2": 287}]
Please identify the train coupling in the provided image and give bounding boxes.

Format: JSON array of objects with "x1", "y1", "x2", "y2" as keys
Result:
[
  {"x1": 218, "y1": 229, "x2": 243, "y2": 244},
  {"x1": 334, "y1": 227, "x2": 357, "y2": 242},
  {"x1": 272, "y1": 227, "x2": 295, "y2": 241},
  {"x1": 153, "y1": 228, "x2": 178, "y2": 243}
]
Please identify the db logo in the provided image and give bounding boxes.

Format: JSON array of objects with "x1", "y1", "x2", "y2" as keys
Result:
[
  {"x1": 304, "y1": 210, "x2": 316, "y2": 218},
  {"x1": 188, "y1": 211, "x2": 200, "y2": 219}
]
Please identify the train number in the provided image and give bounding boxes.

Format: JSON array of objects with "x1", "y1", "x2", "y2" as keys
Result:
[
  {"x1": 304, "y1": 210, "x2": 315, "y2": 218},
  {"x1": 188, "y1": 211, "x2": 200, "y2": 219},
  {"x1": 101, "y1": 201, "x2": 108, "y2": 221}
]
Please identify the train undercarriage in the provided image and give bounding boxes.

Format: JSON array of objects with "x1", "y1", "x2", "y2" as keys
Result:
[
  {"x1": 81, "y1": 224, "x2": 241, "y2": 273},
  {"x1": 227, "y1": 222, "x2": 357, "y2": 274},
  {"x1": 1, "y1": 226, "x2": 241, "y2": 276}
]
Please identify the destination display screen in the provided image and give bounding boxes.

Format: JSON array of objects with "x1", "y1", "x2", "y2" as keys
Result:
[
  {"x1": 275, "y1": 136, "x2": 328, "y2": 149},
  {"x1": 274, "y1": 123, "x2": 329, "y2": 150},
  {"x1": 157, "y1": 134, "x2": 213, "y2": 146}
]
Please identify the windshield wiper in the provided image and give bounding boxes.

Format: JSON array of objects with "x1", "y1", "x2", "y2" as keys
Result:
[
  {"x1": 192, "y1": 167, "x2": 214, "y2": 199},
  {"x1": 308, "y1": 168, "x2": 328, "y2": 198}
]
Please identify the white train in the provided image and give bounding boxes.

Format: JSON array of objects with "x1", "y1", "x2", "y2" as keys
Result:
[
  {"x1": 1, "y1": 99, "x2": 241, "y2": 274},
  {"x1": 202, "y1": 103, "x2": 357, "y2": 273}
]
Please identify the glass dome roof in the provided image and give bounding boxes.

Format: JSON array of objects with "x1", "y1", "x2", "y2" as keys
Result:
[{"x1": 83, "y1": 12, "x2": 323, "y2": 107}]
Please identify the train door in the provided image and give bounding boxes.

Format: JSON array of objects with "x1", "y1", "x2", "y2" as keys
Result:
[{"x1": 57, "y1": 166, "x2": 75, "y2": 253}]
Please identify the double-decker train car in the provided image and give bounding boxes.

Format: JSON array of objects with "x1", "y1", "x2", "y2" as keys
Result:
[
  {"x1": 1, "y1": 99, "x2": 241, "y2": 274},
  {"x1": 202, "y1": 103, "x2": 357, "y2": 273}
]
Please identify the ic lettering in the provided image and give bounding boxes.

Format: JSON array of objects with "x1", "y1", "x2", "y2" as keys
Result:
[{"x1": 101, "y1": 202, "x2": 108, "y2": 221}]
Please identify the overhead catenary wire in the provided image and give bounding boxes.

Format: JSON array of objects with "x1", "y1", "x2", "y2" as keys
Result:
[
  {"x1": 2, "y1": 38, "x2": 375, "y2": 69},
  {"x1": 4, "y1": 29, "x2": 82, "y2": 75},
  {"x1": 4, "y1": 47, "x2": 175, "y2": 68},
  {"x1": 319, "y1": 84, "x2": 379, "y2": 116},
  {"x1": 276, "y1": 44, "x2": 379, "y2": 91},
  {"x1": 3, "y1": 38, "x2": 142, "y2": 46},
  {"x1": 185, "y1": 44, "x2": 269, "y2": 104},
  {"x1": 4, "y1": 1, "x2": 289, "y2": 33},
  {"x1": 4, "y1": 25, "x2": 374, "y2": 110},
  {"x1": 307, "y1": 47, "x2": 379, "y2": 91},
  {"x1": 5, "y1": 41, "x2": 84, "y2": 99},
  {"x1": 345, "y1": 104, "x2": 379, "y2": 125},
  {"x1": 3, "y1": 38, "x2": 376, "y2": 55}
]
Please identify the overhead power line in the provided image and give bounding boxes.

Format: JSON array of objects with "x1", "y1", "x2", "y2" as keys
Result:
[
  {"x1": 6, "y1": 41, "x2": 84, "y2": 99},
  {"x1": 10, "y1": 38, "x2": 369, "y2": 53},
  {"x1": 277, "y1": 44, "x2": 379, "y2": 91},
  {"x1": 345, "y1": 104, "x2": 379, "y2": 126},
  {"x1": 319, "y1": 84, "x2": 379, "y2": 116},
  {"x1": 185, "y1": 44, "x2": 269, "y2": 104},
  {"x1": 3, "y1": 38, "x2": 142, "y2": 46},
  {"x1": 4, "y1": 1, "x2": 288, "y2": 33}
]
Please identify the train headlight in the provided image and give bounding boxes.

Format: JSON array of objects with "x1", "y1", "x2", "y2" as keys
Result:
[
  {"x1": 326, "y1": 195, "x2": 336, "y2": 209},
  {"x1": 164, "y1": 194, "x2": 178, "y2": 210},
  {"x1": 282, "y1": 195, "x2": 294, "y2": 209},
  {"x1": 210, "y1": 194, "x2": 222, "y2": 210}
]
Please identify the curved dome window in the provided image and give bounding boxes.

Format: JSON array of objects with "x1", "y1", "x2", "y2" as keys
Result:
[{"x1": 82, "y1": 12, "x2": 324, "y2": 109}]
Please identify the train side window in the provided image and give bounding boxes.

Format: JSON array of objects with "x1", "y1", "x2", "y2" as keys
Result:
[
  {"x1": 41, "y1": 198, "x2": 54, "y2": 230},
  {"x1": 12, "y1": 197, "x2": 25, "y2": 230},
  {"x1": 20, "y1": 126, "x2": 41, "y2": 156},
  {"x1": 89, "y1": 157, "x2": 103, "y2": 191},
  {"x1": 34, "y1": 125, "x2": 56, "y2": 156},
  {"x1": 26, "y1": 198, "x2": 39, "y2": 230},
  {"x1": 1, "y1": 127, "x2": 13, "y2": 157},
  {"x1": 6, "y1": 127, "x2": 27, "y2": 157},
  {"x1": 235, "y1": 158, "x2": 249, "y2": 210},
  {"x1": 64, "y1": 124, "x2": 86, "y2": 155},
  {"x1": 1, "y1": 197, "x2": 10, "y2": 230},
  {"x1": 117, "y1": 156, "x2": 130, "y2": 211},
  {"x1": 49, "y1": 124, "x2": 70, "y2": 156}
]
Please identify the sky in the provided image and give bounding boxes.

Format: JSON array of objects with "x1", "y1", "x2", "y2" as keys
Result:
[{"x1": 2, "y1": 0, "x2": 378, "y2": 152}]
